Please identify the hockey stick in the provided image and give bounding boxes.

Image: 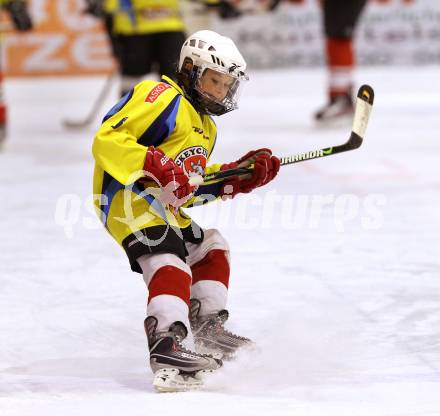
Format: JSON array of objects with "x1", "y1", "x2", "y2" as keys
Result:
[
  {"x1": 189, "y1": 84, "x2": 374, "y2": 186},
  {"x1": 62, "y1": 71, "x2": 118, "y2": 129}
]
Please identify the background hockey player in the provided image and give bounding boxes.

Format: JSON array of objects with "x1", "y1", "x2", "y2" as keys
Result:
[
  {"x1": 248, "y1": 0, "x2": 367, "y2": 123},
  {"x1": 314, "y1": 0, "x2": 368, "y2": 123},
  {"x1": 92, "y1": 30, "x2": 280, "y2": 391},
  {"x1": 0, "y1": 0, "x2": 32, "y2": 145},
  {"x1": 84, "y1": 0, "x2": 186, "y2": 97}
]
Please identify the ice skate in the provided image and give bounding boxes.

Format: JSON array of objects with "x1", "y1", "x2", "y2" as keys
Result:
[
  {"x1": 145, "y1": 316, "x2": 222, "y2": 392},
  {"x1": 189, "y1": 299, "x2": 255, "y2": 360},
  {"x1": 314, "y1": 93, "x2": 354, "y2": 126}
]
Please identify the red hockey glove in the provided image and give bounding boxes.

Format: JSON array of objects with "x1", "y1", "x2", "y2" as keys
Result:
[
  {"x1": 219, "y1": 148, "x2": 280, "y2": 199},
  {"x1": 141, "y1": 147, "x2": 194, "y2": 208}
]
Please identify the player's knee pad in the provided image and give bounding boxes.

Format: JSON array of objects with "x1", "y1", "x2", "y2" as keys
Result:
[{"x1": 186, "y1": 228, "x2": 230, "y2": 267}]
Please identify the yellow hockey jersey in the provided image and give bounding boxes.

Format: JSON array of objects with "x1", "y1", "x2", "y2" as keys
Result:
[
  {"x1": 103, "y1": 0, "x2": 184, "y2": 35},
  {"x1": 92, "y1": 76, "x2": 223, "y2": 247}
]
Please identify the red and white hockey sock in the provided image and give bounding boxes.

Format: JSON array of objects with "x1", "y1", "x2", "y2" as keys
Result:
[
  {"x1": 326, "y1": 37, "x2": 354, "y2": 99},
  {"x1": 190, "y1": 249, "x2": 230, "y2": 316},
  {"x1": 137, "y1": 253, "x2": 192, "y2": 333}
]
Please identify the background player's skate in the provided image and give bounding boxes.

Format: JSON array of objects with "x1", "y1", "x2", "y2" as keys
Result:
[{"x1": 314, "y1": 91, "x2": 354, "y2": 125}]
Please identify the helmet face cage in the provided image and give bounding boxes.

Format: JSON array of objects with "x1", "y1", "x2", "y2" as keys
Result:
[{"x1": 193, "y1": 64, "x2": 245, "y2": 116}]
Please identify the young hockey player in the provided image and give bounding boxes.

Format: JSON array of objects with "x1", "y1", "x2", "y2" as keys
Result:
[
  {"x1": 314, "y1": 0, "x2": 368, "y2": 123},
  {"x1": 92, "y1": 30, "x2": 280, "y2": 391}
]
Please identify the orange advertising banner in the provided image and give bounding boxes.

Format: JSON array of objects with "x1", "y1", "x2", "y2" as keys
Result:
[{"x1": 2, "y1": 0, "x2": 114, "y2": 77}]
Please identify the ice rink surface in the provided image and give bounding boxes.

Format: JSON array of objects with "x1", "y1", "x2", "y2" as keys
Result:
[{"x1": 1, "y1": 67, "x2": 440, "y2": 415}]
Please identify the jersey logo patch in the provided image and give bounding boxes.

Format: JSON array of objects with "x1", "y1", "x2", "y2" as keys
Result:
[
  {"x1": 145, "y1": 83, "x2": 171, "y2": 103},
  {"x1": 175, "y1": 146, "x2": 208, "y2": 177}
]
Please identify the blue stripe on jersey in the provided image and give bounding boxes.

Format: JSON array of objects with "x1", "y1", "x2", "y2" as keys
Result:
[
  {"x1": 120, "y1": 0, "x2": 133, "y2": 10},
  {"x1": 100, "y1": 175, "x2": 169, "y2": 228},
  {"x1": 138, "y1": 94, "x2": 181, "y2": 147},
  {"x1": 119, "y1": 0, "x2": 136, "y2": 24},
  {"x1": 131, "y1": 183, "x2": 168, "y2": 222},
  {"x1": 102, "y1": 88, "x2": 134, "y2": 123},
  {"x1": 100, "y1": 177, "x2": 124, "y2": 226}
]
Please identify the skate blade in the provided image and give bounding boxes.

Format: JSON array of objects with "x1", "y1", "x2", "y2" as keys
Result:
[{"x1": 153, "y1": 368, "x2": 214, "y2": 393}]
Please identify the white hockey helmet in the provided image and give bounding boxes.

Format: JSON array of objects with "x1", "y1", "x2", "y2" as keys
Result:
[{"x1": 177, "y1": 30, "x2": 249, "y2": 116}]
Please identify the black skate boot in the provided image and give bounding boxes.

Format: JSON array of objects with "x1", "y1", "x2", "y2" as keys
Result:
[
  {"x1": 189, "y1": 299, "x2": 254, "y2": 360},
  {"x1": 314, "y1": 92, "x2": 354, "y2": 124},
  {"x1": 145, "y1": 316, "x2": 222, "y2": 392}
]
